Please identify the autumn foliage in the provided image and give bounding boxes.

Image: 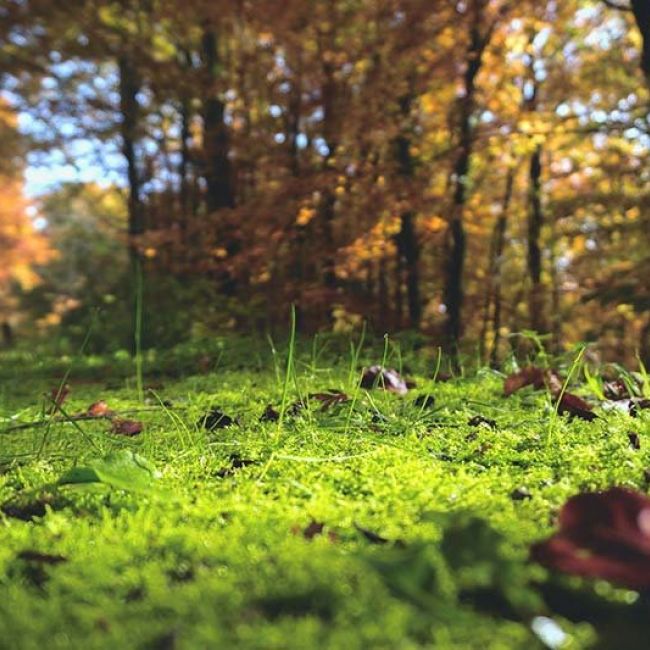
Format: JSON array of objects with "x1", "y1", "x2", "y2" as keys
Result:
[{"x1": 0, "y1": 1, "x2": 648, "y2": 360}]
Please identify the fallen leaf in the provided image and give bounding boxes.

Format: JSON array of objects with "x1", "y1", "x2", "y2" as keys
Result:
[
  {"x1": 287, "y1": 400, "x2": 307, "y2": 416},
  {"x1": 199, "y1": 407, "x2": 235, "y2": 430},
  {"x1": 510, "y1": 487, "x2": 532, "y2": 501},
  {"x1": 360, "y1": 366, "x2": 408, "y2": 395},
  {"x1": 556, "y1": 393, "x2": 597, "y2": 421},
  {"x1": 530, "y1": 487, "x2": 650, "y2": 590},
  {"x1": 354, "y1": 522, "x2": 390, "y2": 545},
  {"x1": 260, "y1": 404, "x2": 279, "y2": 422},
  {"x1": 291, "y1": 519, "x2": 326, "y2": 540},
  {"x1": 309, "y1": 390, "x2": 349, "y2": 410},
  {"x1": 629, "y1": 398, "x2": 650, "y2": 418},
  {"x1": 628, "y1": 432, "x2": 641, "y2": 450},
  {"x1": 504, "y1": 367, "x2": 546, "y2": 396},
  {"x1": 468, "y1": 415, "x2": 497, "y2": 429},
  {"x1": 87, "y1": 401, "x2": 114, "y2": 418},
  {"x1": 603, "y1": 379, "x2": 631, "y2": 401},
  {"x1": 58, "y1": 450, "x2": 160, "y2": 494},
  {"x1": 413, "y1": 394, "x2": 436, "y2": 409},
  {"x1": 17, "y1": 550, "x2": 67, "y2": 565},
  {"x1": 216, "y1": 453, "x2": 257, "y2": 478},
  {"x1": 110, "y1": 418, "x2": 143, "y2": 436},
  {"x1": 1, "y1": 493, "x2": 64, "y2": 521}
]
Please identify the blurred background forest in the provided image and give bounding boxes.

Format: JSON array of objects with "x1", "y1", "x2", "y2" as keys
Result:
[{"x1": 1, "y1": 0, "x2": 649, "y2": 364}]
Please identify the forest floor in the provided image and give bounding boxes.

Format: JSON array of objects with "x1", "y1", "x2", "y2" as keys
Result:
[{"x1": 0, "y1": 336, "x2": 649, "y2": 649}]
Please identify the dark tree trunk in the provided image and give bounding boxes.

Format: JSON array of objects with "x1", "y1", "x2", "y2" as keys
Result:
[
  {"x1": 527, "y1": 144, "x2": 546, "y2": 334},
  {"x1": 394, "y1": 91, "x2": 421, "y2": 328},
  {"x1": 2, "y1": 321, "x2": 13, "y2": 348},
  {"x1": 201, "y1": 27, "x2": 234, "y2": 212},
  {"x1": 320, "y1": 59, "x2": 339, "y2": 293},
  {"x1": 178, "y1": 50, "x2": 193, "y2": 223},
  {"x1": 378, "y1": 255, "x2": 389, "y2": 327},
  {"x1": 394, "y1": 250, "x2": 404, "y2": 330},
  {"x1": 118, "y1": 55, "x2": 143, "y2": 254},
  {"x1": 321, "y1": 192, "x2": 337, "y2": 290},
  {"x1": 396, "y1": 212, "x2": 421, "y2": 328},
  {"x1": 478, "y1": 167, "x2": 514, "y2": 366},
  {"x1": 287, "y1": 55, "x2": 303, "y2": 178},
  {"x1": 178, "y1": 99, "x2": 193, "y2": 255},
  {"x1": 631, "y1": 0, "x2": 650, "y2": 82},
  {"x1": 443, "y1": 0, "x2": 492, "y2": 359}
]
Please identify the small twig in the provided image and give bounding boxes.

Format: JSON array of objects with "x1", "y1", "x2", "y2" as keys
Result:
[{"x1": 1, "y1": 406, "x2": 187, "y2": 434}]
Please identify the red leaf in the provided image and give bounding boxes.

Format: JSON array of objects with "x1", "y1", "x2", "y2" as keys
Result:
[
  {"x1": 531, "y1": 488, "x2": 650, "y2": 590},
  {"x1": 291, "y1": 520, "x2": 331, "y2": 541},
  {"x1": 503, "y1": 367, "x2": 546, "y2": 396},
  {"x1": 556, "y1": 392, "x2": 597, "y2": 421},
  {"x1": 110, "y1": 419, "x2": 143, "y2": 436},
  {"x1": 87, "y1": 401, "x2": 114, "y2": 418},
  {"x1": 360, "y1": 366, "x2": 408, "y2": 395}
]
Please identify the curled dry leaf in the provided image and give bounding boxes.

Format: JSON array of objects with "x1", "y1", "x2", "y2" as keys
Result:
[
  {"x1": 110, "y1": 418, "x2": 143, "y2": 437},
  {"x1": 556, "y1": 392, "x2": 597, "y2": 421},
  {"x1": 360, "y1": 366, "x2": 408, "y2": 396},
  {"x1": 530, "y1": 487, "x2": 650, "y2": 590},
  {"x1": 309, "y1": 390, "x2": 349, "y2": 411},
  {"x1": 503, "y1": 367, "x2": 564, "y2": 397},
  {"x1": 503, "y1": 367, "x2": 546, "y2": 396}
]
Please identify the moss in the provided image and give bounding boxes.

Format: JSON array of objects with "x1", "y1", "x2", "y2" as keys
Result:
[{"x1": 0, "y1": 339, "x2": 647, "y2": 648}]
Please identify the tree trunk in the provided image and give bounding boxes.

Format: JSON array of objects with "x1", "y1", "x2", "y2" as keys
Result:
[
  {"x1": 397, "y1": 212, "x2": 421, "y2": 328},
  {"x1": 394, "y1": 91, "x2": 421, "y2": 328},
  {"x1": 527, "y1": 144, "x2": 546, "y2": 334},
  {"x1": 378, "y1": 255, "x2": 389, "y2": 328},
  {"x1": 631, "y1": 0, "x2": 650, "y2": 83},
  {"x1": 394, "y1": 250, "x2": 404, "y2": 330},
  {"x1": 287, "y1": 54, "x2": 303, "y2": 178},
  {"x1": 178, "y1": 50, "x2": 193, "y2": 224},
  {"x1": 443, "y1": 0, "x2": 491, "y2": 359},
  {"x1": 320, "y1": 55, "x2": 339, "y2": 293},
  {"x1": 201, "y1": 27, "x2": 234, "y2": 212},
  {"x1": 479, "y1": 167, "x2": 514, "y2": 365},
  {"x1": 118, "y1": 55, "x2": 143, "y2": 255}
]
